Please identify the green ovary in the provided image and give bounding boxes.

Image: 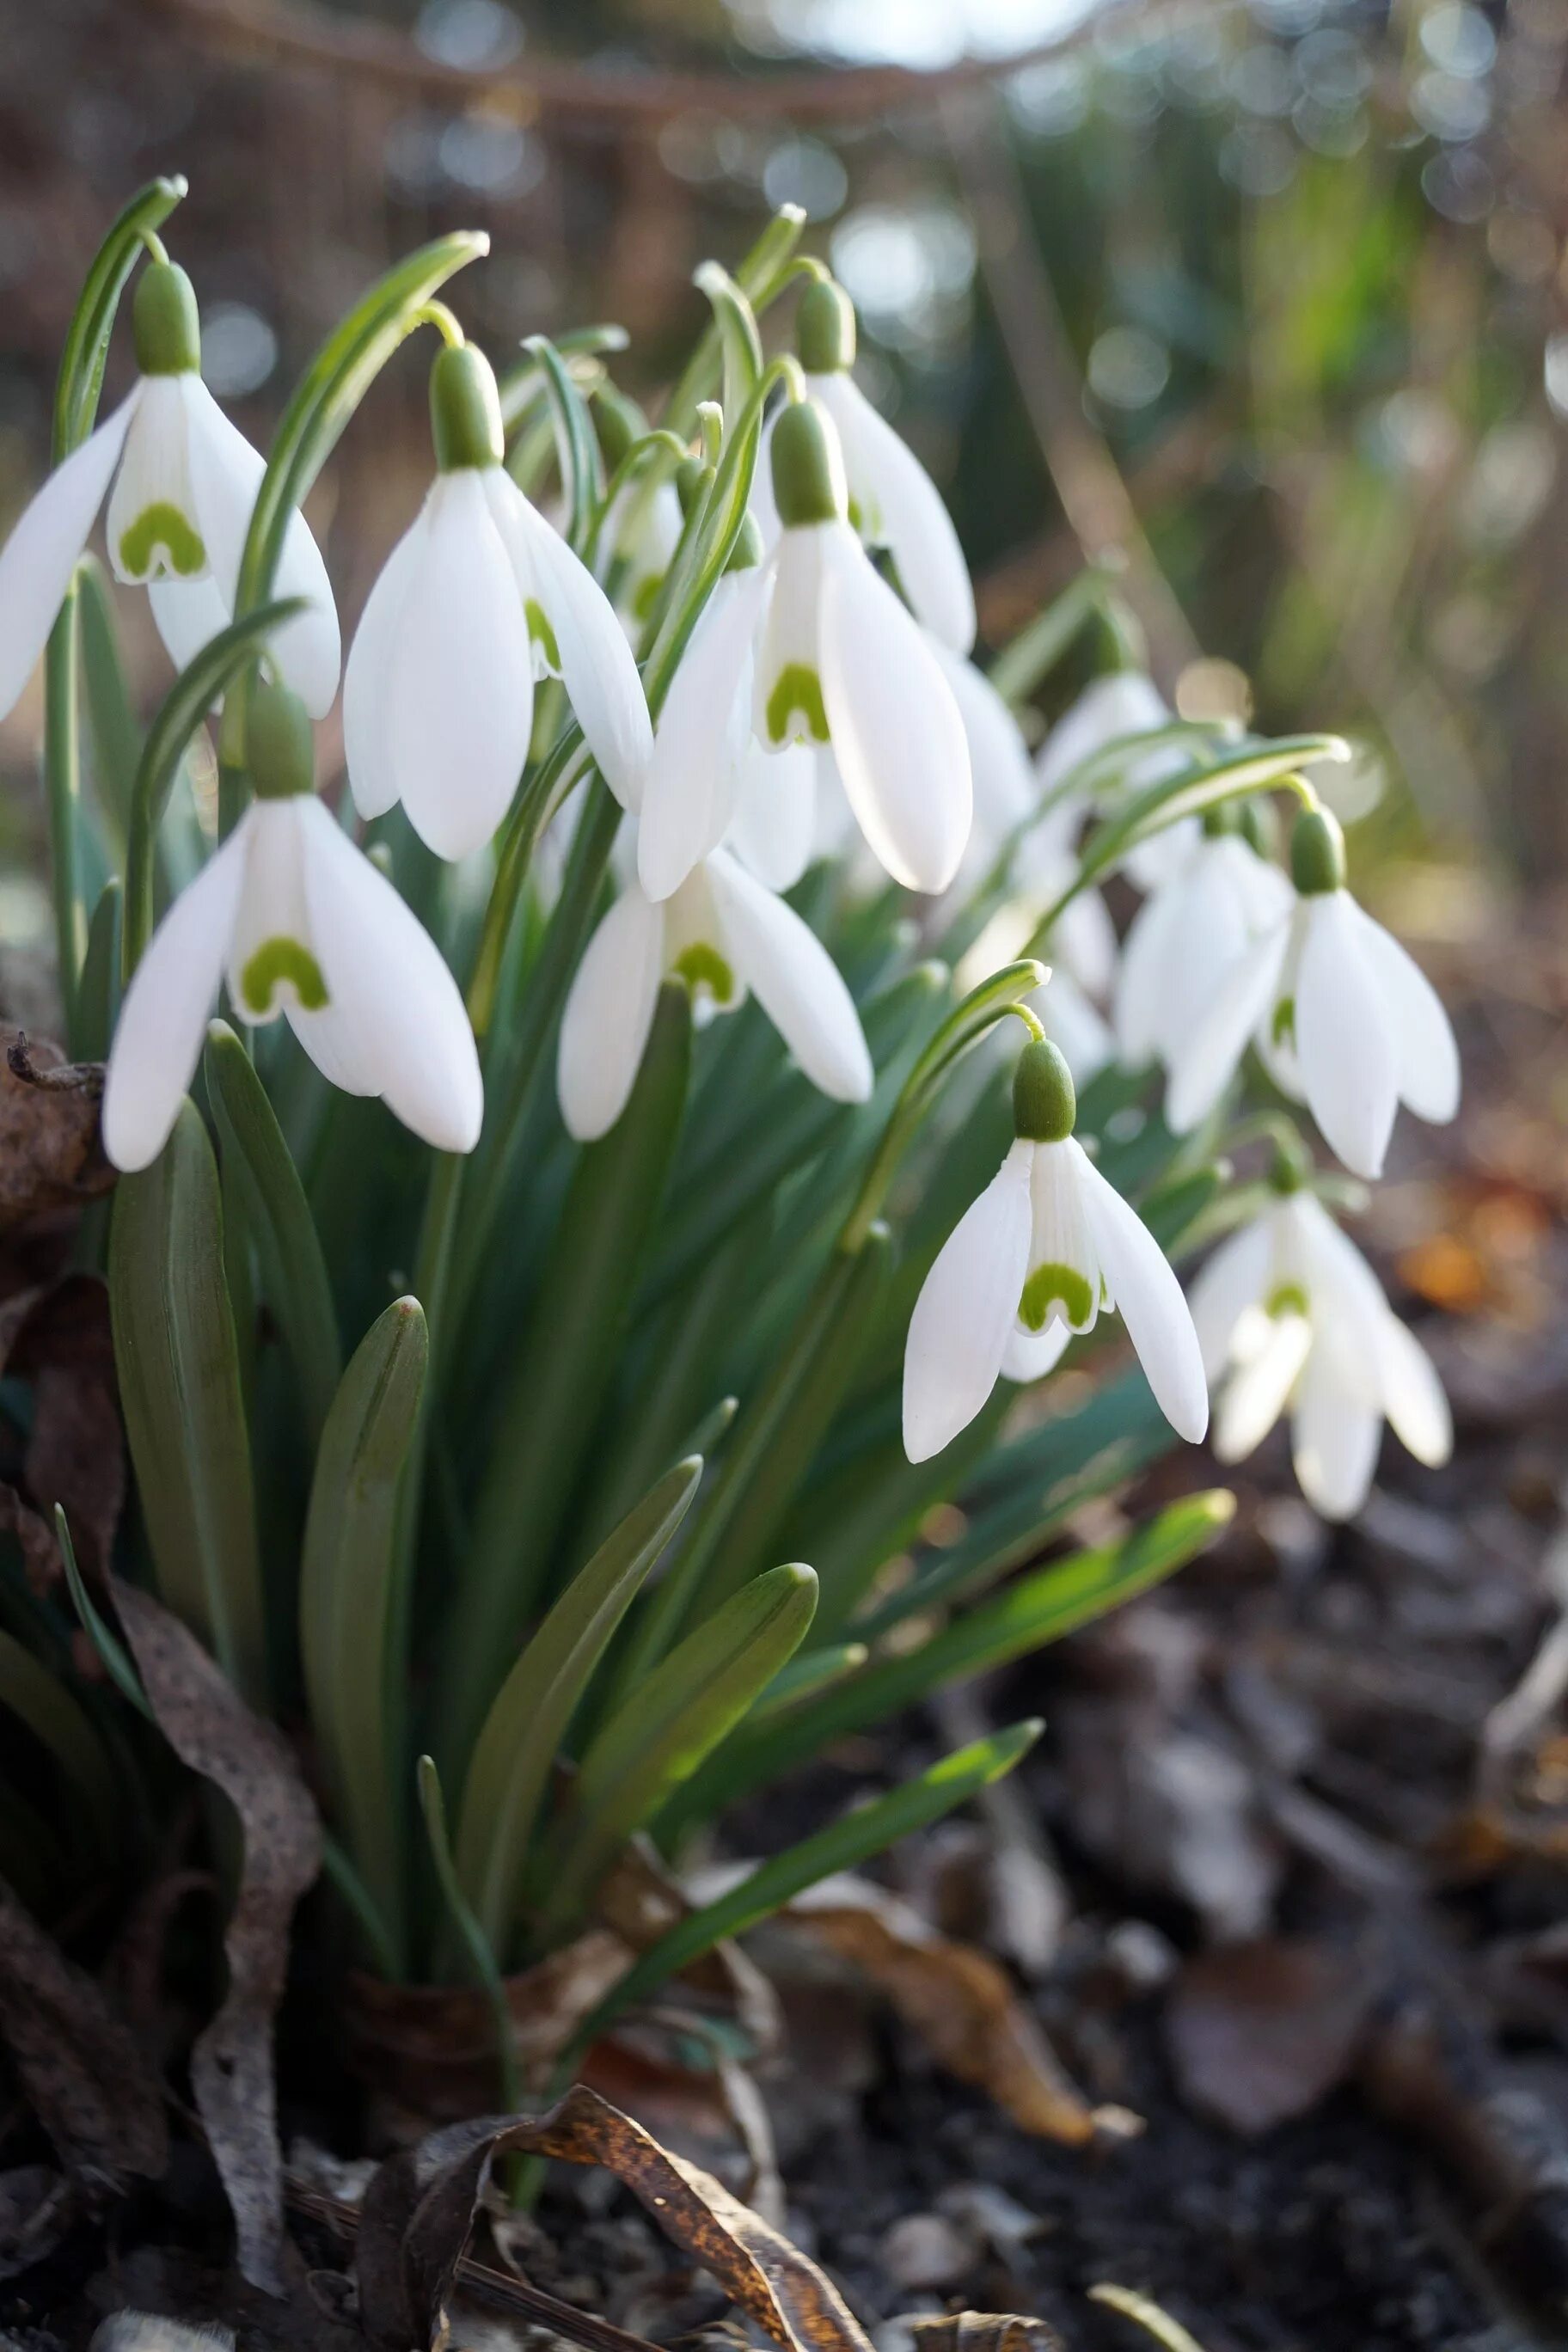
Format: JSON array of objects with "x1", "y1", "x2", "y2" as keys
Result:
[
  {"x1": 1020, "y1": 1260, "x2": 1093, "y2": 1332},
  {"x1": 672, "y1": 943, "x2": 737, "y2": 1006},
  {"x1": 118, "y1": 503, "x2": 206, "y2": 580},
  {"x1": 764, "y1": 663, "x2": 829, "y2": 747},
  {"x1": 240, "y1": 937, "x2": 328, "y2": 1017},
  {"x1": 526, "y1": 598, "x2": 561, "y2": 671},
  {"x1": 1265, "y1": 1281, "x2": 1309, "y2": 1320},
  {"x1": 1271, "y1": 995, "x2": 1296, "y2": 1048}
]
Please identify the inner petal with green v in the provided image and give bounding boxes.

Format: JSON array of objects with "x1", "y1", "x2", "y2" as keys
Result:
[
  {"x1": 1020, "y1": 1259, "x2": 1094, "y2": 1332},
  {"x1": 1265, "y1": 1281, "x2": 1310, "y2": 1320},
  {"x1": 671, "y1": 941, "x2": 737, "y2": 1007},
  {"x1": 1271, "y1": 994, "x2": 1296, "y2": 1049},
  {"x1": 118, "y1": 502, "x2": 206, "y2": 581},
  {"x1": 526, "y1": 598, "x2": 561, "y2": 672},
  {"x1": 765, "y1": 663, "x2": 829, "y2": 747},
  {"x1": 240, "y1": 937, "x2": 329, "y2": 1018}
]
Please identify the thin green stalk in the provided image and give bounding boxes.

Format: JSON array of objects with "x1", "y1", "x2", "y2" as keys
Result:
[{"x1": 44, "y1": 592, "x2": 84, "y2": 1046}]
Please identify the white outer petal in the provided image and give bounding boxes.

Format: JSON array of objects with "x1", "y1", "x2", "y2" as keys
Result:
[
  {"x1": 385, "y1": 471, "x2": 533, "y2": 860},
  {"x1": 638, "y1": 568, "x2": 766, "y2": 901},
  {"x1": 181, "y1": 376, "x2": 340, "y2": 715},
  {"x1": 297, "y1": 799, "x2": 482, "y2": 1150},
  {"x1": 1213, "y1": 1310, "x2": 1310, "y2": 1462},
  {"x1": 1373, "y1": 1312, "x2": 1452, "y2": 1467},
  {"x1": 101, "y1": 815, "x2": 250, "y2": 1172},
  {"x1": 926, "y1": 637, "x2": 1034, "y2": 861},
  {"x1": 0, "y1": 389, "x2": 137, "y2": 720},
  {"x1": 903, "y1": 1142, "x2": 1032, "y2": 1463},
  {"x1": 342, "y1": 508, "x2": 428, "y2": 823},
  {"x1": 1075, "y1": 1138, "x2": 1210, "y2": 1442},
  {"x1": 1034, "y1": 671, "x2": 1169, "y2": 795},
  {"x1": 705, "y1": 847, "x2": 872, "y2": 1103},
  {"x1": 1114, "y1": 876, "x2": 1189, "y2": 1066},
  {"x1": 1000, "y1": 1321, "x2": 1072, "y2": 1384},
  {"x1": 1291, "y1": 1334, "x2": 1381, "y2": 1520},
  {"x1": 812, "y1": 370, "x2": 976, "y2": 653},
  {"x1": 818, "y1": 521, "x2": 971, "y2": 894},
  {"x1": 1166, "y1": 916, "x2": 1291, "y2": 1136},
  {"x1": 148, "y1": 573, "x2": 231, "y2": 686},
  {"x1": 726, "y1": 737, "x2": 817, "y2": 892},
  {"x1": 1348, "y1": 903, "x2": 1460, "y2": 1125},
  {"x1": 556, "y1": 880, "x2": 665, "y2": 1142},
  {"x1": 1295, "y1": 890, "x2": 1399, "y2": 1179},
  {"x1": 1185, "y1": 1211, "x2": 1275, "y2": 1382},
  {"x1": 1056, "y1": 883, "x2": 1118, "y2": 1002}
]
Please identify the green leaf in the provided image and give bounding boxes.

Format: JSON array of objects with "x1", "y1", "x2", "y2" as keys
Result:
[
  {"x1": 416, "y1": 1755, "x2": 521, "y2": 2107},
  {"x1": 52, "y1": 175, "x2": 187, "y2": 461},
  {"x1": 205, "y1": 1020, "x2": 341, "y2": 1445},
  {"x1": 77, "y1": 555, "x2": 140, "y2": 855},
  {"x1": 55, "y1": 1507, "x2": 152, "y2": 1722},
  {"x1": 693, "y1": 260, "x2": 763, "y2": 420},
  {"x1": 579, "y1": 1718, "x2": 1041, "y2": 2044},
  {"x1": 75, "y1": 878, "x2": 121, "y2": 1064},
  {"x1": 0, "y1": 1628, "x2": 120, "y2": 1852},
  {"x1": 752, "y1": 1641, "x2": 868, "y2": 1721},
  {"x1": 454, "y1": 1455, "x2": 703, "y2": 1953},
  {"x1": 537, "y1": 1561, "x2": 818, "y2": 1941},
  {"x1": 108, "y1": 1100, "x2": 267, "y2": 1705},
  {"x1": 299, "y1": 1296, "x2": 427, "y2": 1948},
  {"x1": 522, "y1": 334, "x2": 606, "y2": 550}
]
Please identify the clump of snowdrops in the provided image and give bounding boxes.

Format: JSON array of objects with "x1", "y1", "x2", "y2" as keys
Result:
[{"x1": 0, "y1": 178, "x2": 1458, "y2": 2059}]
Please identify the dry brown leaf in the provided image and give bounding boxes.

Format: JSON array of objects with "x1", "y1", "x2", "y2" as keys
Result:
[
  {"x1": 113, "y1": 1582, "x2": 322, "y2": 2294},
  {"x1": 0, "y1": 1271, "x2": 123, "y2": 1586},
  {"x1": 1165, "y1": 1938, "x2": 1374, "y2": 2135},
  {"x1": 0, "y1": 1878, "x2": 167, "y2": 2189},
  {"x1": 0, "y1": 1037, "x2": 113, "y2": 1230},
  {"x1": 908, "y1": 2315, "x2": 1065, "y2": 2352},
  {"x1": 356, "y1": 2084, "x2": 872, "y2": 2352}
]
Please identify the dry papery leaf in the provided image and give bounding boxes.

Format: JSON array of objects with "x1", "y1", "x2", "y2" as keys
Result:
[
  {"x1": 0, "y1": 1270, "x2": 123, "y2": 1587},
  {"x1": 0, "y1": 1879, "x2": 167, "y2": 2190},
  {"x1": 907, "y1": 2314, "x2": 1064, "y2": 2352},
  {"x1": 0, "y1": 1037, "x2": 113, "y2": 1229},
  {"x1": 355, "y1": 2083, "x2": 872, "y2": 2352},
  {"x1": 1164, "y1": 1937, "x2": 1375, "y2": 2135},
  {"x1": 113, "y1": 1582, "x2": 322, "y2": 2296}
]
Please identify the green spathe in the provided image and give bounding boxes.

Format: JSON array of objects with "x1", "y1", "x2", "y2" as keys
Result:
[
  {"x1": 770, "y1": 398, "x2": 847, "y2": 530},
  {"x1": 429, "y1": 340, "x2": 504, "y2": 471},
  {"x1": 132, "y1": 260, "x2": 200, "y2": 376},
  {"x1": 247, "y1": 679, "x2": 315, "y2": 800},
  {"x1": 798, "y1": 278, "x2": 856, "y2": 375},
  {"x1": 1289, "y1": 802, "x2": 1345, "y2": 896},
  {"x1": 1013, "y1": 1038, "x2": 1076, "y2": 1142}
]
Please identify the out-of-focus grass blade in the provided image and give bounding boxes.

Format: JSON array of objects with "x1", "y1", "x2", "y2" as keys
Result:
[
  {"x1": 752, "y1": 1641, "x2": 867, "y2": 1720},
  {"x1": 0, "y1": 1629, "x2": 120, "y2": 1853},
  {"x1": 108, "y1": 1099, "x2": 267, "y2": 1704},
  {"x1": 76, "y1": 555, "x2": 139, "y2": 856},
  {"x1": 416, "y1": 1755, "x2": 520, "y2": 2109},
  {"x1": 205, "y1": 1020, "x2": 342, "y2": 1447},
  {"x1": 56, "y1": 1507, "x2": 152, "y2": 1721},
  {"x1": 74, "y1": 878, "x2": 121, "y2": 1063}
]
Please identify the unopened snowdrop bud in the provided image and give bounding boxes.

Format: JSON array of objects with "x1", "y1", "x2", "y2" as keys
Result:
[
  {"x1": 102, "y1": 680, "x2": 481, "y2": 1173},
  {"x1": 0, "y1": 257, "x2": 339, "y2": 724},
  {"x1": 752, "y1": 395, "x2": 971, "y2": 896},
  {"x1": 344, "y1": 336, "x2": 652, "y2": 861},
  {"x1": 1188, "y1": 1179, "x2": 1451, "y2": 1520},
  {"x1": 1167, "y1": 796, "x2": 1459, "y2": 1179},
  {"x1": 903, "y1": 1035, "x2": 1208, "y2": 1463}
]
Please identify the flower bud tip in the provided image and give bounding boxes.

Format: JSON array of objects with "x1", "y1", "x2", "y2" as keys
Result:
[{"x1": 1014, "y1": 1037, "x2": 1076, "y2": 1142}]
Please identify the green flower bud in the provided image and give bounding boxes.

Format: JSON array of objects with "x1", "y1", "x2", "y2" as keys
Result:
[
  {"x1": 1013, "y1": 1037, "x2": 1076, "y2": 1143},
  {"x1": 675, "y1": 454, "x2": 712, "y2": 516},
  {"x1": 1268, "y1": 1131, "x2": 1310, "y2": 1195},
  {"x1": 247, "y1": 679, "x2": 315, "y2": 801},
  {"x1": 770, "y1": 398, "x2": 847, "y2": 530},
  {"x1": 726, "y1": 511, "x2": 764, "y2": 573},
  {"x1": 797, "y1": 279, "x2": 856, "y2": 375},
  {"x1": 132, "y1": 261, "x2": 200, "y2": 377},
  {"x1": 1289, "y1": 803, "x2": 1346, "y2": 896},
  {"x1": 429, "y1": 341, "x2": 503, "y2": 472},
  {"x1": 1201, "y1": 798, "x2": 1239, "y2": 840}
]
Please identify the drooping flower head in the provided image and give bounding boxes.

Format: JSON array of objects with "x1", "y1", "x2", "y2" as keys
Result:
[
  {"x1": 344, "y1": 337, "x2": 652, "y2": 861},
  {"x1": 1115, "y1": 799, "x2": 1294, "y2": 1074},
  {"x1": 0, "y1": 259, "x2": 339, "y2": 722},
  {"x1": 102, "y1": 680, "x2": 482, "y2": 1172}
]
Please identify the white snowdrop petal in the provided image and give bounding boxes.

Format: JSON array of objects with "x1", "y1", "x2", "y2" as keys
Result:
[
  {"x1": 1076, "y1": 1141, "x2": 1210, "y2": 1442},
  {"x1": 706, "y1": 848, "x2": 872, "y2": 1104},
  {"x1": 726, "y1": 737, "x2": 817, "y2": 892},
  {"x1": 1290, "y1": 1191, "x2": 1392, "y2": 1363},
  {"x1": 813, "y1": 372, "x2": 976, "y2": 654},
  {"x1": 1375, "y1": 1312, "x2": 1452, "y2": 1467},
  {"x1": 0, "y1": 389, "x2": 137, "y2": 721},
  {"x1": 556, "y1": 880, "x2": 665, "y2": 1142},
  {"x1": 1185, "y1": 1213, "x2": 1276, "y2": 1382},
  {"x1": 1214, "y1": 1311, "x2": 1310, "y2": 1462},
  {"x1": 1295, "y1": 890, "x2": 1399, "y2": 1179},
  {"x1": 343, "y1": 510, "x2": 428, "y2": 823},
  {"x1": 297, "y1": 799, "x2": 482, "y2": 1152},
  {"x1": 1034, "y1": 671, "x2": 1169, "y2": 796},
  {"x1": 1291, "y1": 1340, "x2": 1381, "y2": 1520},
  {"x1": 385, "y1": 472, "x2": 533, "y2": 861},
  {"x1": 1056, "y1": 885, "x2": 1118, "y2": 1004},
  {"x1": 1024, "y1": 1136, "x2": 1101, "y2": 1333},
  {"x1": 285, "y1": 1000, "x2": 378, "y2": 1097},
  {"x1": 1166, "y1": 918, "x2": 1290, "y2": 1135},
  {"x1": 106, "y1": 377, "x2": 199, "y2": 584},
  {"x1": 927, "y1": 636, "x2": 1035, "y2": 855},
  {"x1": 818, "y1": 523, "x2": 971, "y2": 894},
  {"x1": 903, "y1": 1145, "x2": 1032, "y2": 1463},
  {"x1": 1000, "y1": 1321, "x2": 1072, "y2": 1384},
  {"x1": 638, "y1": 568, "x2": 768, "y2": 901},
  {"x1": 101, "y1": 818, "x2": 251, "y2": 1173},
  {"x1": 148, "y1": 574, "x2": 232, "y2": 684},
  {"x1": 500, "y1": 481, "x2": 653, "y2": 807},
  {"x1": 1347, "y1": 903, "x2": 1461, "y2": 1125},
  {"x1": 1113, "y1": 877, "x2": 1190, "y2": 1066}
]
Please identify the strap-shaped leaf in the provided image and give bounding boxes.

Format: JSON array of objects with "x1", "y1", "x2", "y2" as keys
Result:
[
  {"x1": 455, "y1": 1455, "x2": 704, "y2": 1951},
  {"x1": 299, "y1": 1295, "x2": 427, "y2": 1948},
  {"x1": 537, "y1": 1561, "x2": 818, "y2": 1939},
  {"x1": 522, "y1": 334, "x2": 605, "y2": 551},
  {"x1": 75, "y1": 878, "x2": 121, "y2": 1064},
  {"x1": 205, "y1": 1020, "x2": 341, "y2": 1446},
  {"x1": 0, "y1": 1629, "x2": 120, "y2": 1853},
  {"x1": 417, "y1": 1755, "x2": 521, "y2": 2108},
  {"x1": 108, "y1": 1099, "x2": 267, "y2": 1704},
  {"x1": 77, "y1": 554, "x2": 139, "y2": 856}
]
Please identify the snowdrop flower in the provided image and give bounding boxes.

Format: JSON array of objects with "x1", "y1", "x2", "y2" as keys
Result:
[
  {"x1": 957, "y1": 797, "x2": 1118, "y2": 1087},
  {"x1": 903, "y1": 1038, "x2": 1208, "y2": 1462},
  {"x1": 1167, "y1": 806, "x2": 1460, "y2": 1179},
  {"x1": 558, "y1": 837, "x2": 873, "y2": 1142},
  {"x1": 1115, "y1": 804, "x2": 1293, "y2": 1072},
  {"x1": 102, "y1": 682, "x2": 481, "y2": 1172},
  {"x1": 606, "y1": 474, "x2": 683, "y2": 641},
  {"x1": 929, "y1": 638, "x2": 1037, "y2": 889},
  {"x1": 1035, "y1": 671, "x2": 1196, "y2": 893},
  {"x1": 0, "y1": 260, "x2": 338, "y2": 721},
  {"x1": 344, "y1": 340, "x2": 652, "y2": 861},
  {"x1": 1189, "y1": 1175, "x2": 1451, "y2": 1519}
]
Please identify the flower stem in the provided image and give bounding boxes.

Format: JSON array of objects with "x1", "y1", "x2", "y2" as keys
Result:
[{"x1": 43, "y1": 588, "x2": 84, "y2": 1048}]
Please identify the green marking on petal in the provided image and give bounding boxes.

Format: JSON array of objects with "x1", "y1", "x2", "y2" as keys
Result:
[
  {"x1": 671, "y1": 944, "x2": 737, "y2": 1006},
  {"x1": 240, "y1": 937, "x2": 328, "y2": 1017},
  {"x1": 764, "y1": 663, "x2": 829, "y2": 747},
  {"x1": 118, "y1": 502, "x2": 206, "y2": 581},
  {"x1": 1271, "y1": 995, "x2": 1296, "y2": 1048},
  {"x1": 1265, "y1": 1281, "x2": 1309, "y2": 1320},
  {"x1": 526, "y1": 598, "x2": 561, "y2": 671},
  {"x1": 1020, "y1": 1260, "x2": 1093, "y2": 1332}
]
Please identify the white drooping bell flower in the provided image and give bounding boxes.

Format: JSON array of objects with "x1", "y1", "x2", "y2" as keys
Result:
[
  {"x1": 957, "y1": 790, "x2": 1119, "y2": 1087},
  {"x1": 1115, "y1": 803, "x2": 1294, "y2": 1073},
  {"x1": 1167, "y1": 805, "x2": 1460, "y2": 1179},
  {"x1": 1188, "y1": 1173, "x2": 1451, "y2": 1520},
  {"x1": 903, "y1": 1038, "x2": 1209, "y2": 1462},
  {"x1": 102, "y1": 682, "x2": 482, "y2": 1173},
  {"x1": 928, "y1": 636, "x2": 1037, "y2": 888},
  {"x1": 344, "y1": 340, "x2": 652, "y2": 861},
  {"x1": 1035, "y1": 669, "x2": 1197, "y2": 892},
  {"x1": 0, "y1": 260, "x2": 340, "y2": 720},
  {"x1": 557, "y1": 835, "x2": 873, "y2": 1142}
]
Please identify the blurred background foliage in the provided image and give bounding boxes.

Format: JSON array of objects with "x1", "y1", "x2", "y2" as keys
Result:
[{"x1": 1, "y1": 0, "x2": 1565, "y2": 1020}]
